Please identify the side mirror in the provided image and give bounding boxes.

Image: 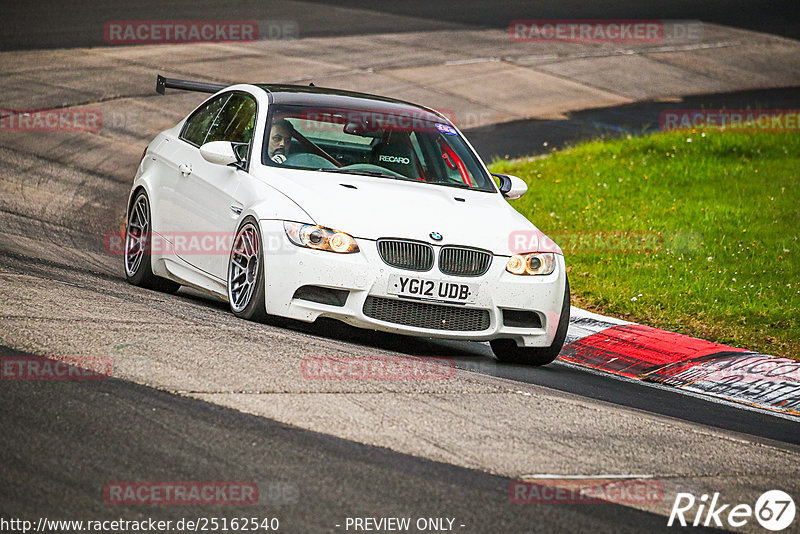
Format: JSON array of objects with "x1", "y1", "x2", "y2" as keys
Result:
[
  {"x1": 200, "y1": 141, "x2": 240, "y2": 166},
  {"x1": 492, "y1": 173, "x2": 528, "y2": 200}
]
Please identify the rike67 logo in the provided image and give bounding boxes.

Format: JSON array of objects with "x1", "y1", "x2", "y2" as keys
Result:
[{"x1": 668, "y1": 490, "x2": 795, "y2": 531}]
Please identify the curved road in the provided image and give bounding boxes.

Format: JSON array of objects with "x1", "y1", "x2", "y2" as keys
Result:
[{"x1": 0, "y1": 3, "x2": 798, "y2": 532}]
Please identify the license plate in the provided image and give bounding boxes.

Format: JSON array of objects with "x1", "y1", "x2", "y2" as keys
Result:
[{"x1": 387, "y1": 274, "x2": 478, "y2": 304}]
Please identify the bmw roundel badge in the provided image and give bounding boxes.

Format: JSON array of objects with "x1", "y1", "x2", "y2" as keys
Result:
[{"x1": 430, "y1": 232, "x2": 443, "y2": 241}]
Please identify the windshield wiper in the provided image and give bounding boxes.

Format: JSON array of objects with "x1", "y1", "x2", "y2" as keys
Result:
[
  {"x1": 316, "y1": 168, "x2": 410, "y2": 180},
  {"x1": 442, "y1": 181, "x2": 471, "y2": 189}
]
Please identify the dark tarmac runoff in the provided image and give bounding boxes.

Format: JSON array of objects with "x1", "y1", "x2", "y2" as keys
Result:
[
  {"x1": 466, "y1": 86, "x2": 800, "y2": 160},
  {"x1": 0, "y1": 344, "x2": 717, "y2": 534}
]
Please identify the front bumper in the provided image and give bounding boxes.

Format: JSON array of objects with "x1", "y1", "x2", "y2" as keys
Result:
[{"x1": 260, "y1": 220, "x2": 567, "y2": 347}]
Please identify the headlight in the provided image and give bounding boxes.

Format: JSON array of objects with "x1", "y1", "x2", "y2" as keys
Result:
[
  {"x1": 506, "y1": 253, "x2": 555, "y2": 275},
  {"x1": 283, "y1": 221, "x2": 359, "y2": 254}
]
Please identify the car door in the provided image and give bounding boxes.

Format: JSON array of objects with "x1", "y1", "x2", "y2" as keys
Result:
[
  {"x1": 163, "y1": 91, "x2": 258, "y2": 281},
  {"x1": 159, "y1": 92, "x2": 228, "y2": 244}
]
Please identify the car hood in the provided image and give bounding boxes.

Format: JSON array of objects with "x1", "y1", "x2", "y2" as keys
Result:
[{"x1": 257, "y1": 168, "x2": 559, "y2": 256}]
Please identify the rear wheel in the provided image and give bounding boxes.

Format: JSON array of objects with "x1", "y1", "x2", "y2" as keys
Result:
[
  {"x1": 490, "y1": 277, "x2": 570, "y2": 366},
  {"x1": 228, "y1": 218, "x2": 268, "y2": 322},
  {"x1": 124, "y1": 191, "x2": 181, "y2": 293}
]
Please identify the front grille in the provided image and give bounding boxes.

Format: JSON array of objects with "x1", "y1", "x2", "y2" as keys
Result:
[
  {"x1": 439, "y1": 246, "x2": 492, "y2": 277},
  {"x1": 377, "y1": 239, "x2": 434, "y2": 271},
  {"x1": 363, "y1": 296, "x2": 490, "y2": 332}
]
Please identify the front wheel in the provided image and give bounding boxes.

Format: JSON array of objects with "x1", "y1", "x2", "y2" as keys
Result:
[
  {"x1": 228, "y1": 218, "x2": 268, "y2": 322},
  {"x1": 490, "y1": 277, "x2": 570, "y2": 366},
  {"x1": 124, "y1": 191, "x2": 181, "y2": 293}
]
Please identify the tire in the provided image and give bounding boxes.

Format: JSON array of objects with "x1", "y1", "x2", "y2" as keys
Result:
[
  {"x1": 228, "y1": 217, "x2": 269, "y2": 322},
  {"x1": 124, "y1": 191, "x2": 181, "y2": 293},
  {"x1": 490, "y1": 277, "x2": 570, "y2": 366}
]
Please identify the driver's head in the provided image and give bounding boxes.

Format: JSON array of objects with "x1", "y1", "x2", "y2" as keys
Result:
[{"x1": 268, "y1": 119, "x2": 294, "y2": 159}]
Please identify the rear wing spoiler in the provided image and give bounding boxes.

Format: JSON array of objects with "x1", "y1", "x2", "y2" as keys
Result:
[{"x1": 156, "y1": 74, "x2": 227, "y2": 95}]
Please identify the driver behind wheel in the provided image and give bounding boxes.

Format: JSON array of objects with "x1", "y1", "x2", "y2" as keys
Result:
[{"x1": 267, "y1": 119, "x2": 294, "y2": 164}]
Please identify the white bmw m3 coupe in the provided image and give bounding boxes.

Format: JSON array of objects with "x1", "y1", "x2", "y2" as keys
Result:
[{"x1": 124, "y1": 75, "x2": 569, "y2": 365}]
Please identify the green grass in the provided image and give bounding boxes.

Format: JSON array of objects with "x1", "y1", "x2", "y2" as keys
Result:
[{"x1": 490, "y1": 127, "x2": 800, "y2": 360}]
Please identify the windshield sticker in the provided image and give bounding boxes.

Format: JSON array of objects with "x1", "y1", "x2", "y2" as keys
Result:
[
  {"x1": 435, "y1": 123, "x2": 458, "y2": 135},
  {"x1": 378, "y1": 155, "x2": 410, "y2": 165}
]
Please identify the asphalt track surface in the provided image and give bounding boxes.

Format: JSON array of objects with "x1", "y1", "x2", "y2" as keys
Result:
[
  {"x1": 1, "y1": 0, "x2": 799, "y2": 50},
  {"x1": 257, "y1": 319, "x2": 800, "y2": 446},
  {"x1": 0, "y1": 346, "x2": 722, "y2": 534},
  {"x1": 1, "y1": 2, "x2": 799, "y2": 533}
]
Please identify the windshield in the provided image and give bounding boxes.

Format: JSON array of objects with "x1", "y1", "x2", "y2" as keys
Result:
[{"x1": 262, "y1": 104, "x2": 496, "y2": 192}]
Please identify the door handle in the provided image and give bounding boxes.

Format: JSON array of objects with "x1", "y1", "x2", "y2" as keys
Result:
[
  {"x1": 230, "y1": 205, "x2": 243, "y2": 214},
  {"x1": 179, "y1": 163, "x2": 192, "y2": 176}
]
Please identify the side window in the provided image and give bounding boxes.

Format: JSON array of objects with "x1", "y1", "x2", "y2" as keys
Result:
[
  {"x1": 181, "y1": 94, "x2": 230, "y2": 147},
  {"x1": 204, "y1": 93, "x2": 257, "y2": 145}
]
